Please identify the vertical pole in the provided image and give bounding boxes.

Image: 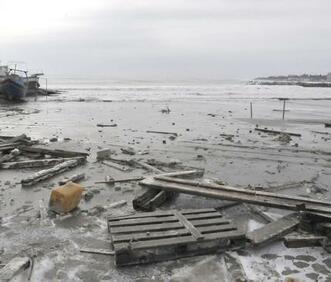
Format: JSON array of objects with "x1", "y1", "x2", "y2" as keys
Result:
[
  {"x1": 250, "y1": 102, "x2": 253, "y2": 119},
  {"x1": 46, "y1": 78, "x2": 48, "y2": 101},
  {"x1": 282, "y1": 99, "x2": 286, "y2": 120}
]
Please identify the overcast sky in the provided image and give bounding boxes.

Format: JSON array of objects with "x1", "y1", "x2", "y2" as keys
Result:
[{"x1": 0, "y1": 0, "x2": 330, "y2": 81}]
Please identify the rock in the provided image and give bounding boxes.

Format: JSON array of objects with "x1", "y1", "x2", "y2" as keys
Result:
[
  {"x1": 84, "y1": 190, "x2": 94, "y2": 201},
  {"x1": 88, "y1": 205, "x2": 106, "y2": 216},
  {"x1": 97, "y1": 148, "x2": 111, "y2": 160},
  {"x1": 49, "y1": 137, "x2": 58, "y2": 142},
  {"x1": 293, "y1": 261, "x2": 309, "y2": 268},
  {"x1": 284, "y1": 277, "x2": 300, "y2": 282},
  {"x1": 274, "y1": 133, "x2": 292, "y2": 143},
  {"x1": 121, "y1": 147, "x2": 136, "y2": 155}
]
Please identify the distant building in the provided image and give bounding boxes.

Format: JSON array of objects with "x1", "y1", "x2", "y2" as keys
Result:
[{"x1": 327, "y1": 73, "x2": 331, "y2": 82}]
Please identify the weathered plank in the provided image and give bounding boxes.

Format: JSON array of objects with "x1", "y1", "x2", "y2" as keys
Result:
[
  {"x1": 255, "y1": 128, "x2": 301, "y2": 137},
  {"x1": 1, "y1": 157, "x2": 82, "y2": 169},
  {"x1": 21, "y1": 158, "x2": 85, "y2": 186},
  {"x1": 140, "y1": 177, "x2": 331, "y2": 215},
  {"x1": 114, "y1": 229, "x2": 244, "y2": 251},
  {"x1": 20, "y1": 146, "x2": 89, "y2": 157},
  {"x1": 284, "y1": 233, "x2": 326, "y2": 248},
  {"x1": 0, "y1": 257, "x2": 31, "y2": 281},
  {"x1": 111, "y1": 223, "x2": 236, "y2": 243},
  {"x1": 102, "y1": 160, "x2": 131, "y2": 171},
  {"x1": 80, "y1": 248, "x2": 114, "y2": 255},
  {"x1": 174, "y1": 210, "x2": 204, "y2": 240},
  {"x1": 246, "y1": 214, "x2": 300, "y2": 246}
]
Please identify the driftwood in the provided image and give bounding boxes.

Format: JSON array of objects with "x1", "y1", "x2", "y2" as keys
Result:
[
  {"x1": 59, "y1": 173, "x2": 85, "y2": 185},
  {"x1": 95, "y1": 176, "x2": 144, "y2": 185},
  {"x1": 80, "y1": 248, "x2": 114, "y2": 255},
  {"x1": 146, "y1": 130, "x2": 178, "y2": 136},
  {"x1": 0, "y1": 257, "x2": 31, "y2": 281},
  {"x1": 21, "y1": 158, "x2": 85, "y2": 186},
  {"x1": 1, "y1": 157, "x2": 83, "y2": 169},
  {"x1": 96, "y1": 123, "x2": 117, "y2": 127},
  {"x1": 134, "y1": 161, "x2": 162, "y2": 173},
  {"x1": 0, "y1": 134, "x2": 31, "y2": 146},
  {"x1": 0, "y1": 149, "x2": 20, "y2": 164},
  {"x1": 140, "y1": 176, "x2": 331, "y2": 215},
  {"x1": 20, "y1": 146, "x2": 89, "y2": 158},
  {"x1": 255, "y1": 128, "x2": 301, "y2": 137},
  {"x1": 102, "y1": 160, "x2": 131, "y2": 171}
]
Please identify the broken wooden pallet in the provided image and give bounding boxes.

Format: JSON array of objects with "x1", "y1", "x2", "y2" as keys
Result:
[{"x1": 107, "y1": 208, "x2": 245, "y2": 266}]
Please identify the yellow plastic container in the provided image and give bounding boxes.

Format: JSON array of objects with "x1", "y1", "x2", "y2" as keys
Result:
[{"x1": 49, "y1": 181, "x2": 84, "y2": 214}]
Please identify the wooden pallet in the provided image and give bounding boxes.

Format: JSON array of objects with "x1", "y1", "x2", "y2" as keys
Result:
[{"x1": 107, "y1": 208, "x2": 246, "y2": 266}]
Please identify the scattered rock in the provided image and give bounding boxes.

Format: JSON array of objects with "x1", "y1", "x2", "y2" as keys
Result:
[
  {"x1": 84, "y1": 190, "x2": 94, "y2": 201},
  {"x1": 293, "y1": 261, "x2": 309, "y2": 269}
]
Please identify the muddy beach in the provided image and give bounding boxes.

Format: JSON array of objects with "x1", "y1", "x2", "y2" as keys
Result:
[{"x1": 1, "y1": 83, "x2": 331, "y2": 281}]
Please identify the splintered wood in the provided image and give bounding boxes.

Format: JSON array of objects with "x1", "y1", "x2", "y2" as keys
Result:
[{"x1": 107, "y1": 208, "x2": 245, "y2": 266}]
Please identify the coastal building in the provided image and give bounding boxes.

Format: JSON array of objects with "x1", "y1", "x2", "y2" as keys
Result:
[{"x1": 327, "y1": 73, "x2": 331, "y2": 82}]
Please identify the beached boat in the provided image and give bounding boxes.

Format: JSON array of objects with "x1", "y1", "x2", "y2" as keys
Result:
[
  {"x1": 24, "y1": 73, "x2": 44, "y2": 95},
  {"x1": 0, "y1": 70, "x2": 27, "y2": 101}
]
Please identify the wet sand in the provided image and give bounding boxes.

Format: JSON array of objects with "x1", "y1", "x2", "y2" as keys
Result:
[{"x1": 0, "y1": 85, "x2": 331, "y2": 281}]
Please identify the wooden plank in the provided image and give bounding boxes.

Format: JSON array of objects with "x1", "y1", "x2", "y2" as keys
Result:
[
  {"x1": 108, "y1": 208, "x2": 216, "y2": 221},
  {"x1": 255, "y1": 128, "x2": 301, "y2": 137},
  {"x1": 21, "y1": 158, "x2": 84, "y2": 186},
  {"x1": 0, "y1": 134, "x2": 29, "y2": 145},
  {"x1": 102, "y1": 160, "x2": 131, "y2": 171},
  {"x1": 134, "y1": 161, "x2": 162, "y2": 173},
  {"x1": 284, "y1": 234, "x2": 326, "y2": 248},
  {"x1": 174, "y1": 210, "x2": 204, "y2": 240},
  {"x1": 80, "y1": 248, "x2": 114, "y2": 255},
  {"x1": 109, "y1": 215, "x2": 178, "y2": 227},
  {"x1": 112, "y1": 223, "x2": 237, "y2": 243},
  {"x1": 112, "y1": 229, "x2": 191, "y2": 243},
  {"x1": 155, "y1": 176, "x2": 331, "y2": 207},
  {"x1": 114, "y1": 230, "x2": 244, "y2": 251},
  {"x1": 140, "y1": 177, "x2": 331, "y2": 215},
  {"x1": 146, "y1": 130, "x2": 178, "y2": 136},
  {"x1": 1, "y1": 157, "x2": 82, "y2": 169},
  {"x1": 185, "y1": 211, "x2": 222, "y2": 220},
  {"x1": 110, "y1": 222, "x2": 184, "y2": 234},
  {"x1": 20, "y1": 146, "x2": 89, "y2": 157},
  {"x1": 246, "y1": 214, "x2": 300, "y2": 246},
  {"x1": 189, "y1": 217, "x2": 231, "y2": 227}
]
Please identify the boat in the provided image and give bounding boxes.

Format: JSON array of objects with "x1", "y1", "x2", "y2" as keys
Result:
[
  {"x1": 0, "y1": 68, "x2": 28, "y2": 101},
  {"x1": 24, "y1": 73, "x2": 44, "y2": 95}
]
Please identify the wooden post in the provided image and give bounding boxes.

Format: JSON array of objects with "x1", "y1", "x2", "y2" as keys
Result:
[
  {"x1": 282, "y1": 99, "x2": 286, "y2": 120},
  {"x1": 46, "y1": 78, "x2": 48, "y2": 101},
  {"x1": 250, "y1": 102, "x2": 253, "y2": 119}
]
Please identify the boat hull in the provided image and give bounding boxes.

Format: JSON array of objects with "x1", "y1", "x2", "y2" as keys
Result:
[{"x1": 0, "y1": 77, "x2": 26, "y2": 100}]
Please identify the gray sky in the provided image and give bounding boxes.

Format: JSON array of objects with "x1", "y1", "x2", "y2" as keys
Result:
[{"x1": 1, "y1": 0, "x2": 330, "y2": 80}]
